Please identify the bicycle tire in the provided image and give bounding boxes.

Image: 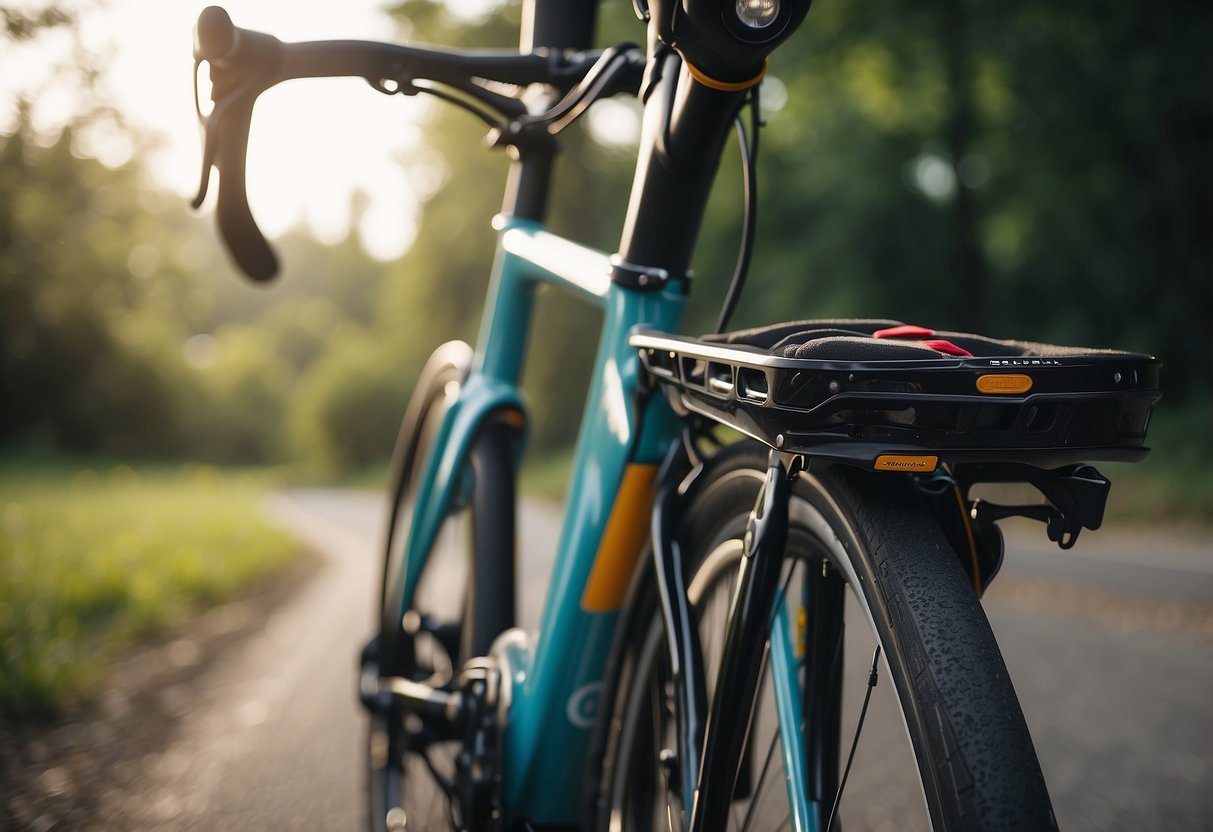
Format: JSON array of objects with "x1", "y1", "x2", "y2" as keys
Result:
[
  {"x1": 592, "y1": 441, "x2": 1056, "y2": 831},
  {"x1": 368, "y1": 342, "x2": 516, "y2": 832}
]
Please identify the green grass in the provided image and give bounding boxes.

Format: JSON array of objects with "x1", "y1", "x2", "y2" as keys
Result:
[{"x1": 0, "y1": 461, "x2": 299, "y2": 721}]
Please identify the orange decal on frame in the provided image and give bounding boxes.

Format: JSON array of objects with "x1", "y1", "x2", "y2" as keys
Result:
[{"x1": 580, "y1": 464, "x2": 659, "y2": 612}]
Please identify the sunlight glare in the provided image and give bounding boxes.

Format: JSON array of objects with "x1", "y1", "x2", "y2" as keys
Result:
[
  {"x1": 586, "y1": 98, "x2": 642, "y2": 149},
  {"x1": 2, "y1": 0, "x2": 437, "y2": 262}
]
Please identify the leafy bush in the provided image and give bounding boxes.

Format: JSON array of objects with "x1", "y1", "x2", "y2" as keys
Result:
[{"x1": 287, "y1": 328, "x2": 413, "y2": 472}]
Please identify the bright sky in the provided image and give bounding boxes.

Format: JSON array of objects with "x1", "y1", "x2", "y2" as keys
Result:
[
  {"x1": 0, "y1": 0, "x2": 653, "y2": 260},
  {"x1": 0, "y1": 0, "x2": 475, "y2": 260}
]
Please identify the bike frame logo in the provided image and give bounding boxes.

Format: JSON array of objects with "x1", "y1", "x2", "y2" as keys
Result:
[
  {"x1": 987, "y1": 358, "x2": 1062, "y2": 366},
  {"x1": 566, "y1": 681, "x2": 604, "y2": 729}
]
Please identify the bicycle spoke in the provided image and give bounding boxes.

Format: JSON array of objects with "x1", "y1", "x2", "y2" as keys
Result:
[
  {"x1": 825, "y1": 645, "x2": 882, "y2": 832},
  {"x1": 739, "y1": 721, "x2": 781, "y2": 832}
]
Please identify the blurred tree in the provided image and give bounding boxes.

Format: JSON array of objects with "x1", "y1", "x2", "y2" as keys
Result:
[
  {"x1": 382, "y1": 0, "x2": 1210, "y2": 424},
  {"x1": 287, "y1": 326, "x2": 411, "y2": 470},
  {"x1": 0, "y1": 115, "x2": 188, "y2": 453},
  {"x1": 738, "y1": 0, "x2": 1210, "y2": 392},
  {"x1": 2, "y1": 0, "x2": 1206, "y2": 472}
]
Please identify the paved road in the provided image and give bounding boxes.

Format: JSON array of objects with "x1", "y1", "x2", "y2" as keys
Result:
[
  {"x1": 985, "y1": 522, "x2": 1213, "y2": 831},
  {"x1": 102, "y1": 490, "x2": 1211, "y2": 831}
]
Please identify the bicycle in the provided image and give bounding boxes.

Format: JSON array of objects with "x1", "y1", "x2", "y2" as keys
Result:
[{"x1": 189, "y1": 2, "x2": 1161, "y2": 830}]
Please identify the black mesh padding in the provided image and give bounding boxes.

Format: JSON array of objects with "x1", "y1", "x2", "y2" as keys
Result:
[
  {"x1": 706, "y1": 319, "x2": 1145, "y2": 361},
  {"x1": 778, "y1": 336, "x2": 942, "y2": 361},
  {"x1": 702, "y1": 319, "x2": 901, "y2": 350}
]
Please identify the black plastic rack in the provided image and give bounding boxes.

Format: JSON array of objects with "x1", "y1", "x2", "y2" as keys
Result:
[{"x1": 631, "y1": 329, "x2": 1161, "y2": 472}]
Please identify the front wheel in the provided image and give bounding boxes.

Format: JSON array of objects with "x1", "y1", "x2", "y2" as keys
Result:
[
  {"x1": 367, "y1": 342, "x2": 516, "y2": 832},
  {"x1": 593, "y1": 442, "x2": 1056, "y2": 831}
]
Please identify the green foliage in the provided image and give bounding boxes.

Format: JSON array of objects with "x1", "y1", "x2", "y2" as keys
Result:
[
  {"x1": 287, "y1": 328, "x2": 412, "y2": 471},
  {"x1": 745, "y1": 0, "x2": 1212, "y2": 385},
  {"x1": 0, "y1": 105, "x2": 404, "y2": 468},
  {"x1": 1105, "y1": 402, "x2": 1213, "y2": 525},
  {"x1": 1, "y1": 0, "x2": 1208, "y2": 485},
  {"x1": 0, "y1": 121, "x2": 191, "y2": 453},
  {"x1": 0, "y1": 461, "x2": 298, "y2": 719}
]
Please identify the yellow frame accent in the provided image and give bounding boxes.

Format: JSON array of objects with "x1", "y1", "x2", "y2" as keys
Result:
[{"x1": 580, "y1": 464, "x2": 659, "y2": 612}]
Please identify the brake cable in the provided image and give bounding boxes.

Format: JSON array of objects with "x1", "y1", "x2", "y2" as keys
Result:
[
  {"x1": 497, "y1": 44, "x2": 641, "y2": 141},
  {"x1": 714, "y1": 83, "x2": 762, "y2": 334}
]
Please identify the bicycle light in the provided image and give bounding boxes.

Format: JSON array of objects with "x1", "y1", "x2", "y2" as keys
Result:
[
  {"x1": 647, "y1": 0, "x2": 812, "y2": 86},
  {"x1": 736, "y1": 0, "x2": 780, "y2": 29}
]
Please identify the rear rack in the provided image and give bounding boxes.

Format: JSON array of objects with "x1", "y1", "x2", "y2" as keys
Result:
[{"x1": 631, "y1": 329, "x2": 1161, "y2": 472}]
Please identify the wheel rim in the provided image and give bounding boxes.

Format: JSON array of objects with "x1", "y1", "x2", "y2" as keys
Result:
[
  {"x1": 606, "y1": 470, "x2": 934, "y2": 831},
  {"x1": 370, "y1": 372, "x2": 467, "y2": 832}
]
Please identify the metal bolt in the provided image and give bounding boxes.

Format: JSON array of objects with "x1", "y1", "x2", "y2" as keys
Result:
[
  {"x1": 658, "y1": 747, "x2": 678, "y2": 771},
  {"x1": 1113, "y1": 371, "x2": 1122, "y2": 384},
  {"x1": 776, "y1": 434, "x2": 785, "y2": 448},
  {"x1": 828, "y1": 380, "x2": 840, "y2": 394},
  {"x1": 402, "y1": 610, "x2": 421, "y2": 634}
]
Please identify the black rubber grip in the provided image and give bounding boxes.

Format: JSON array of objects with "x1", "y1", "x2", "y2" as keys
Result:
[
  {"x1": 215, "y1": 94, "x2": 278, "y2": 281},
  {"x1": 194, "y1": 6, "x2": 282, "y2": 281}
]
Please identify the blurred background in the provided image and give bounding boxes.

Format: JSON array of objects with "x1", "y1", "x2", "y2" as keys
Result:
[
  {"x1": 1, "y1": 0, "x2": 1209, "y2": 487},
  {"x1": 1, "y1": 0, "x2": 1210, "y2": 828}
]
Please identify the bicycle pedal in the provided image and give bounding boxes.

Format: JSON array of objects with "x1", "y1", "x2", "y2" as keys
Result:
[{"x1": 358, "y1": 636, "x2": 385, "y2": 713}]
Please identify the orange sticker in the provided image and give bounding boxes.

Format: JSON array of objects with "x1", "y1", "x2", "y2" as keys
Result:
[
  {"x1": 581, "y1": 464, "x2": 659, "y2": 612},
  {"x1": 976, "y1": 373, "x2": 1033, "y2": 394},
  {"x1": 874, "y1": 455, "x2": 939, "y2": 472}
]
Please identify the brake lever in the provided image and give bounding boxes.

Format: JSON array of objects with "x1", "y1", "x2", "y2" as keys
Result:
[
  {"x1": 190, "y1": 76, "x2": 247, "y2": 210},
  {"x1": 189, "y1": 7, "x2": 282, "y2": 281}
]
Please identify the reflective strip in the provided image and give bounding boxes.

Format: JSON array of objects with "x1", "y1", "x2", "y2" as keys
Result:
[
  {"x1": 580, "y1": 464, "x2": 659, "y2": 612},
  {"x1": 976, "y1": 373, "x2": 1033, "y2": 394},
  {"x1": 874, "y1": 454, "x2": 938, "y2": 472}
]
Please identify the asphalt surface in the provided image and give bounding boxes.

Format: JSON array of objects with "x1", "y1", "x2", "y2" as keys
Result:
[{"x1": 94, "y1": 490, "x2": 1211, "y2": 831}]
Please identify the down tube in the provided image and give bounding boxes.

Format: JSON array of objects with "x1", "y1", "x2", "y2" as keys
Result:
[{"x1": 505, "y1": 274, "x2": 684, "y2": 823}]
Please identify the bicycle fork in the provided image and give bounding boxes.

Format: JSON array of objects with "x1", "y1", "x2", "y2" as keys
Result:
[{"x1": 652, "y1": 445, "x2": 800, "y2": 831}]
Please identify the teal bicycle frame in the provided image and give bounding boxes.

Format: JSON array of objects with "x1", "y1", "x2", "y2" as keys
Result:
[{"x1": 392, "y1": 215, "x2": 690, "y2": 823}]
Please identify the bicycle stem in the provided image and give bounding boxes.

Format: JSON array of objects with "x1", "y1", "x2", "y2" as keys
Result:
[{"x1": 616, "y1": 51, "x2": 748, "y2": 281}]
